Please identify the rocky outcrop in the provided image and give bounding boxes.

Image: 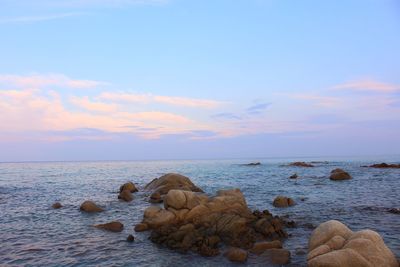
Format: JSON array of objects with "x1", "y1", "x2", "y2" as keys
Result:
[
  {"x1": 307, "y1": 220, "x2": 398, "y2": 267},
  {"x1": 365, "y1": 163, "x2": 400, "y2": 169},
  {"x1": 144, "y1": 173, "x2": 203, "y2": 203},
  {"x1": 288, "y1": 162, "x2": 314, "y2": 167},
  {"x1": 52, "y1": 202, "x2": 62, "y2": 209},
  {"x1": 273, "y1": 196, "x2": 296, "y2": 208},
  {"x1": 80, "y1": 200, "x2": 103, "y2": 212},
  {"x1": 94, "y1": 221, "x2": 124, "y2": 232},
  {"x1": 118, "y1": 189, "x2": 133, "y2": 202},
  {"x1": 139, "y1": 188, "x2": 287, "y2": 257},
  {"x1": 119, "y1": 182, "x2": 138, "y2": 193},
  {"x1": 329, "y1": 169, "x2": 352, "y2": 181}
]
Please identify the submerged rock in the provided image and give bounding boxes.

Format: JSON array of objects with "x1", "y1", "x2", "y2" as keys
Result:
[
  {"x1": 388, "y1": 208, "x2": 400, "y2": 214},
  {"x1": 127, "y1": 234, "x2": 135, "y2": 242},
  {"x1": 52, "y1": 202, "x2": 62, "y2": 209},
  {"x1": 273, "y1": 196, "x2": 296, "y2": 208},
  {"x1": 94, "y1": 221, "x2": 124, "y2": 232},
  {"x1": 289, "y1": 173, "x2": 298, "y2": 179},
  {"x1": 119, "y1": 182, "x2": 138, "y2": 193},
  {"x1": 329, "y1": 168, "x2": 352, "y2": 181},
  {"x1": 224, "y1": 247, "x2": 248, "y2": 262},
  {"x1": 118, "y1": 189, "x2": 133, "y2": 202},
  {"x1": 80, "y1": 200, "x2": 103, "y2": 212},
  {"x1": 144, "y1": 173, "x2": 203, "y2": 203},
  {"x1": 365, "y1": 163, "x2": 400, "y2": 168},
  {"x1": 288, "y1": 162, "x2": 314, "y2": 167},
  {"x1": 307, "y1": 220, "x2": 398, "y2": 267}
]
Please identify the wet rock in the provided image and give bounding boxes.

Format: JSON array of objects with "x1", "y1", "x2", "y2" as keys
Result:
[
  {"x1": 52, "y1": 202, "x2": 62, "y2": 209},
  {"x1": 134, "y1": 223, "x2": 149, "y2": 232},
  {"x1": 94, "y1": 221, "x2": 124, "y2": 232},
  {"x1": 366, "y1": 163, "x2": 400, "y2": 168},
  {"x1": 127, "y1": 234, "x2": 135, "y2": 242},
  {"x1": 288, "y1": 162, "x2": 314, "y2": 167},
  {"x1": 119, "y1": 181, "x2": 138, "y2": 193},
  {"x1": 289, "y1": 173, "x2": 298, "y2": 179},
  {"x1": 388, "y1": 208, "x2": 400, "y2": 214},
  {"x1": 118, "y1": 189, "x2": 133, "y2": 202},
  {"x1": 261, "y1": 248, "x2": 291, "y2": 265},
  {"x1": 308, "y1": 220, "x2": 398, "y2": 267},
  {"x1": 295, "y1": 248, "x2": 307, "y2": 255},
  {"x1": 329, "y1": 168, "x2": 352, "y2": 181},
  {"x1": 224, "y1": 247, "x2": 248, "y2": 262},
  {"x1": 273, "y1": 196, "x2": 296, "y2": 208},
  {"x1": 149, "y1": 192, "x2": 162, "y2": 203},
  {"x1": 144, "y1": 173, "x2": 203, "y2": 203},
  {"x1": 79, "y1": 200, "x2": 103, "y2": 212},
  {"x1": 250, "y1": 240, "x2": 282, "y2": 255}
]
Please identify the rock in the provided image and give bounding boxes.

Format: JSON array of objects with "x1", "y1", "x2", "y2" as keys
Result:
[
  {"x1": 79, "y1": 200, "x2": 103, "y2": 212},
  {"x1": 273, "y1": 196, "x2": 296, "y2": 208},
  {"x1": 224, "y1": 247, "x2": 248, "y2": 262},
  {"x1": 329, "y1": 168, "x2": 352, "y2": 181},
  {"x1": 144, "y1": 173, "x2": 203, "y2": 203},
  {"x1": 94, "y1": 221, "x2": 124, "y2": 232},
  {"x1": 366, "y1": 163, "x2": 400, "y2": 168},
  {"x1": 127, "y1": 234, "x2": 135, "y2": 242},
  {"x1": 242, "y1": 162, "x2": 261, "y2": 166},
  {"x1": 261, "y1": 248, "x2": 291, "y2": 265},
  {"x1": 289, "y1": 173, "x2": 298, "y2": 179},
  {"x1": 164, "y1": 189, "x2": 208, "y2": 210},
  {"x1": 388, "y1": 208, "x2": 400, "y2": 214},
  {"x1": 308, "y1": 220, "x2": 398, "y2": 267},
  {"x1": 119, "y1": 181, "x2": 138, "y2": 193},
  {"x1": 288, "y1": 162, "x2": 314, "y2": 167},
  {"x1": 118, "y1": 189, "x2": 133, "y2": 202},
  {"x1": 52, "y1": 202, "x2": 62, "y2": 209},
  {"x1": 250, "y1": 240, "x2": 282, "y2": 255},
  {"x1": 134, "y1": 223, "x2": 149, "y2": 232}
]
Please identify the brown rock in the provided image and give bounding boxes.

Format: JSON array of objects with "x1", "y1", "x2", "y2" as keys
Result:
[
  {"x1": 329, "y1": 168, "x2": 352, "y2": 181},
  {"x1": 224, "y1": 247, "x2": 248, "y2": 262},
  {"x1": 52, "y1": 202, "x2": 62, "y2": 209},
  {"x1": 94, "y1": 221, "x2": 124, "y2": 232},
  {"x1": 127, "y1": 234, "x2": 135, "y2": 242},
  {"x1": 149, "y1": 192, "x2": 162, "y2": 203},
  {"x1": 261, "y1": 248, "x2": 291, "y2": 265},
  {"x1": 119, "y1": 182, "x2": 138, "y2": 193},
  {"x1": 273, "y1": 196, "x2": 296, "y2": 208},
  {"x1": 250, "y1": 240, "x2": 282, "y2": 255},
  {"x1": 79, "y1": 200, "x2": 103, "y2": 212},
  {"x1": 134, "y1": 223, "x2": 149, "y2": 232},
  {"x1": 367, "y1": 163, "x2": 400, "y2": 168},
  {"x1": 288, "y1": 161, "x2": 314, "y2": 167},
  {"x1": 118, "y1": 189, "x2": 133, "y2": 202}
]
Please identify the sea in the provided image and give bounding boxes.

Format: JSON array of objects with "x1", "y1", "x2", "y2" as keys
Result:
[{"x1": 0, "y1": 156, "x2": 399, "y2": 266}]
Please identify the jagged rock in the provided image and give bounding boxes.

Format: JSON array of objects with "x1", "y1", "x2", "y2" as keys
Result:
[
  {"x1": 250, "y1": 240, "x2": 282, "y2": 255},
  {"x1": 79, "y1": 200, "x2": 103, "y2": 212},
  {"x1": 52, "y1": 202, "x2": 62, "y2": 209},
  {"x1": 308, "y1": 220, "x2": 398, "y2": 267},
  {"x1": 119, "y1": 181, "x2": 138, "y2": 193},
  {"x1": 273, "y1": 196, "x2": 296, "y2": 208},
  {"x1": 94, "y1": 221, "x2": 124, "y2": 232},
  {"x1": 329, "y1": 169, "x2": 352, "y2": 181},
  {"x1": 118, "y1": 189, "x2": 133, "y2": 202},
  {"x1": 288, "y1": 162, "x2": 314, "y2": 167},
  {"x1": 224, "y1": 247, "x2": 248, "y2": 262}
]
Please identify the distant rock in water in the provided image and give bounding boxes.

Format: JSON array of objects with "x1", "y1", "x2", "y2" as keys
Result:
[
  {"x1": 144, "y1": 173, "x2": 203, "y2": 203},
  {"x1": 242, "y1": 162, "x2": 261, "y2": 166},
  {"x1": 388, "y1": 208, "x2": 400, "y2": 214},
  {"x1": 364, "y1": 163, "x2": 400, "y2": 168},
  {"x1": 288, "y1": 162, "x2": 314, "y2": 167},
  {"x1": 307, "y1": 220, "x2": 398, "y2": 267},
  {"x1": 52, "y1": 202, "x2": 62, "y2": 209},
  {"x1": 310, "y1": 161, "x2": 329, "y2": 164},
  {"x1": 289, "y1": 173, "x2": 298, "y2": 179},
  {"x1": 329, "y1": 168, "x2": 352, "y2": 181},
  {"x1": 138, "y1": 188, "x2": 288, "y2": 258},
  {"x1": 273, "y1": 196, "x2": 296, "y2": 208},
  {"x1": 127, "y1": 234, "x2": 135, "y2": 242},
  {"x1": 79, "y1": 200, "x2": 103, "y2": 213},
  {"x1": 118, "y1": 189, "x2": 133, "y2": 202},
  {"x1": 119, "y1": 182, "x2": 138, "y2": 193},
  {"x1": 94, "y1": 221, "x2": 124, "y2": 232}
]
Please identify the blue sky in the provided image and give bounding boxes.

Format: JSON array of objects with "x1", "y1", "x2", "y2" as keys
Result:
[{"x1": 0, "y1": 0, "x2": 399, "y2": 161}]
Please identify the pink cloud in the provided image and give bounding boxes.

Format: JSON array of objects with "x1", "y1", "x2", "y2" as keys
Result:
[
  {"x1": 332, "y1": 79, "x2": 399, "y2": 93},
  {"x1": 70, "y1": 96, "x2": 118, "y2": 113},
  {"x1": 286, "y1": 93, "x2": 341, "y2": 108}
]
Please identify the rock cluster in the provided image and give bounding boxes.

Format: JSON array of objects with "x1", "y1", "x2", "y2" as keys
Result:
[
  {"x1": 288, "y1": 162, "x2": 314, "y2": 167},
  {"x1": 329, "y1": 169, "x2": 352, "y2": 181},
  {"x1": 307, "y1": 220, "x2": 398, "y2": 267},
  {"x1": 118, "y1": 181, "x2": 138, "y2": 202}
]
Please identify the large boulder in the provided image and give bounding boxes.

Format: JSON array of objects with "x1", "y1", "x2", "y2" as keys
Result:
[
  {"x1": 119, "y1": 182, "x2": 138, "y2": 193},
  {"x1": 145, "y1": 173, "x2": 203, "y2": 202},
  {"x1": 273, "y1": 196, "x2": 296, "y2": 208},
  {"x1": 329, "y1": 169, "x2": 352, "y2": 181},
  {"x1": 80, "y1": 200, "x2": 103, "y2": 212},
  {"x1": 308, "y1": 220, "x2": 398, "y2": 267},
  {"x1": 288, "y1": 162, "x2": 314, "y2": 167},
  {"x1": 94, "y1": 221, "x2": 124, "y2": 232}
]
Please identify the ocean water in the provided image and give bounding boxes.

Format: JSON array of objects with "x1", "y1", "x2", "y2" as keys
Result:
[{"x1": 0, "y1": 156, "x2": 399, "y2": 266}]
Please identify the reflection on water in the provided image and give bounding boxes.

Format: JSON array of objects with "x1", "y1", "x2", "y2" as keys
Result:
[{"x1": 0, "y1": 157, "x2": 399, "y2": 266}]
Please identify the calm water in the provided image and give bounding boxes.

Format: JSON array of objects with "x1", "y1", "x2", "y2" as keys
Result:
[{"x1": 0, "y1": 156, "x2": 399, "y2": 266}]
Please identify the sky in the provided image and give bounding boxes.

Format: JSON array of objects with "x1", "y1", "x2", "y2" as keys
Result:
[{"x1": 0, "y1": 0, "x2": 400, "y2": 161}]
